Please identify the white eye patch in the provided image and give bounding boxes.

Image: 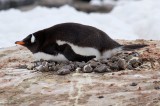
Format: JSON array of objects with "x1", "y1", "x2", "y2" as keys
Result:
[{"x1": 31, "y1": 34, "x2": 35, "y2": 43}]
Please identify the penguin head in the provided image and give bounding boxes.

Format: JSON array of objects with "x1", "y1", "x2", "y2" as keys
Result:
[{"x1": 15, "y1": 34, "x2": 40, "y2": 53}]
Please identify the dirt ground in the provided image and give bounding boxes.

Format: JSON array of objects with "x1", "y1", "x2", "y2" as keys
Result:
[{"x1": 0, "y1": 40, "x2": 160, "y2": 106}]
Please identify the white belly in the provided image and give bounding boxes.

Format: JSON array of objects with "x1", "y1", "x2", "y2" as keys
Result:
[
  {"x1": 33, "y1": 52, "x2": 68, "y2": 61},
  {"x1": 56, "y1": 40, "x2": 101, "y2": 59}
]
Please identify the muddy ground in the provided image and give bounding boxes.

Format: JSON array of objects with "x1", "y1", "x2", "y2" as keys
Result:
[{"x1": 0, "y1": 40, "x2": 160, "y2": 106}]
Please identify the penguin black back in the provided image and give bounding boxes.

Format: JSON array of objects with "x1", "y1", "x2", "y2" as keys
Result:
[{"x1": 42, "y1": 23, "x2": 121, "y2": 52}]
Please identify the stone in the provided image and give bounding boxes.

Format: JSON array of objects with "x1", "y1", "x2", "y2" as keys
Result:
[
  {"x1": 110, "y1": 57, "x2": 118, "y2": 62},
  {"x1": 62, "y1": 65, "x2": 72, "y2": 70},
  {"x1": 57, "y1": 68, "x2": 71, "y2": 75},
  {"x1": 43, "y1": 65, "x2": 49, "y2": 72},
  {"x1": 83, "y1": 64, "x2": 93, "y2": 73},
  {"x1": 70, "y1": 63, "x2": 75, "y2": 69},
  {"x1": 76, "y1": 67, "x2": 81, "y2": 73},
  {"x1": 100, "y1": 58, "x2": 109, "y2": 64},
  {"x1": 117, "y1": 59, "x2": 127, "y2": 70},
  {"x1": 78, "y1": 62, "x2": 86, "y2": 68},
  {"x1": 110, "y1": 63, "x2": 119, "y2": 70},
  {"x1": 125, "y1": 55, "x2": 133, "y2": 62},
  {"x1": 18, "y1": 65, "x2": 27, "y2": 69},
  {"x1": 130, "y1": 82, "x2": 138, "y2": 86},
  {"x1": 154, "y1": 86, "x2": 160, "y2": 90},
  {"x1": 36, "y1": 61, "x2": 42, "y2": 66},
  {"x1": 90, "y1": 61, "x2": 100, "y2": 68},
  {"x1": 98, "y1": 95, "x2": 104, "y2": 99},
  {"x1": 27, "y1": 64, "x2": 34, "y2": 70},
  {"x1": 94, "y1": 64, "x2": 107, "y2": 73},
  {"x1": 35, "y1": 65, "x2": 44, "y2": 71},
  {"x1": 129, "y1": 59, "x2": 142, "y2": 68},
  {"x1": 127, "y1": 64, "x2": 134, "y2": 70},
  {"x1": 131, "y1": 52, "x2": 139, "y2": 57}
]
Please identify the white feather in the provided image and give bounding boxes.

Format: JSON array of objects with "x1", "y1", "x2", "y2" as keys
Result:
[
  {"x1": 56, "y1": 40, "x2": 101, "y2": 59},
  {"x1": 33, "y1": 52, "x2": 68, "y2": 61},
  {"x1": 31, "y1": 34, "x2": 35, "y2": 43},
  {"x1": 101, "y1": 47, "x2": 122, "y2": 59}
]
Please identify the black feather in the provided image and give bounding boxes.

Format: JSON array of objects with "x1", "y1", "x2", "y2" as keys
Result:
[{"x1": 122, "y1": 44, "x2": 148, "y2": 50}]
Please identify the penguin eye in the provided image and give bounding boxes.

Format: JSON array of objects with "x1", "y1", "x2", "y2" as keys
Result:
[{"x1": 31, "y1": 34, "x2": 36, "y2": 43}]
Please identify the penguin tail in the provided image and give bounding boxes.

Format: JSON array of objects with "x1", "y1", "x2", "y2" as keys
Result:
[{"x1": 122, "y1": 44, "x2": 148, "y2": 51}]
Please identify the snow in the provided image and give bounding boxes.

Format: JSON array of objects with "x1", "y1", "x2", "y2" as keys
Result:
[{"x1": 0, "y1": 0, "x2": 160, "y2": 48}]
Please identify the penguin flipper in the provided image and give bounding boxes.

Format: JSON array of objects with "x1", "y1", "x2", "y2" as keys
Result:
[
  {"x1": 61, "y1": 44, "x2": 96, "y2": 62},
  {"x1": 42, "y1": 44, "x2": 59, "y2": 55}
]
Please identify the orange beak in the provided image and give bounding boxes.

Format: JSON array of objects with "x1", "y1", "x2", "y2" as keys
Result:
[{"x1": 15, "y1": 41, "x2": 25, "y2": 45}]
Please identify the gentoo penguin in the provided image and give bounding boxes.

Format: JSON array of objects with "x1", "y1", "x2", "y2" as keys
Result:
[{"x1": 15, "y1": 23, "x2": 147, "y2": 62}]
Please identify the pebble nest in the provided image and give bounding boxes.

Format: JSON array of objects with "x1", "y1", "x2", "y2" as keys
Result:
[{"x1": 27, "y1": 51, "x2": 143, "y2": 75}]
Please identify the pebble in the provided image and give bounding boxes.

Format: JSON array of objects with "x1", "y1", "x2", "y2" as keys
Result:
[
  {"x1": 27, "y1": 51, "x2": 144, "y2": 75},
  {"x1": 35, "y1": 65, "x2": 44, "y2": 71},
  {"x1": 97, "y1": 95, "x2": 104, "y2": 99},
  {"x1": 127, "y1": 64, "x2": 134, "y2": 70},
  {"x1": 90, "y1": 61, "x2": 100, "y2": 68},
  {"x1": 154, "y1": 86, "x2": 160, "y2": 90},
  {"x1": 62, "y1": 65, "x2": 72, "y2": 70},
  {"x1": 117, "y1": 59, "x2": 126, "y2": 70},
  {"x1": 100, "y1": 59, "x2": 109, "y2": 64},
  {"x1": 111, "y1": 57, "x2": 118, "y2": 62},
  {"x1": 83, "y1": 64, "x2": 93, "y2": 73},
  {"x1": 76, "y1": 62, "x2": 86, "y2": 68},
  {"x1": 57, "y1": 68, "x2": 71, "y2": 75},
  {"x1": 27, "y1": 64, "x2": 34, "y2": 70},
  {"x1": 130, "y1": 82, "x2": 138, "y2": 86},
  {"x1": 110, "y1": 63, "x2": 119, "y2": 70},
  {"x1": 76, "y1": 68, "x2": 81, "y2": 73},
  {"x1": 43, "y1": 65, "x2": 49, "y2": 72},
  {"x1": 94, "y1": 64, "x2": 107, "y2": 73},
  {"x1": 129, "y1": 59, "x2": 142, "y2": 68}
]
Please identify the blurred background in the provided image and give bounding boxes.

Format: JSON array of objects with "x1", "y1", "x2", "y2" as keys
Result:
[
  {"x1": 0, "y1": 0, "x2": 133, "y2": 12},
  {"x1": 0, "y1": 0, "x2": 160, "y2": 48}
]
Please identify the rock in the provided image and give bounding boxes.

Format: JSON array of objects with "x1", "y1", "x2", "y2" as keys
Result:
[
  {"x1": 43, "y1": 65, "x2": 49, "y2": 72},
  {"x1": 76, "y1": 61, "x2": 86, "y2": 68},
  {"x1": 62, "y1": 65, "x2": 73, "y2": 70},
  {"x1": 90, "y1": 61, "x2": 100, "y2": 68},
  {"x1": 129, "y1": 59, "x2": 142, "y2": 68},
  {"x1": 100, "y1": 58, "x2": 109, "y2": 64},
  {"x1": 111, "y1": 57, "x2": 118, "y2": 62},
  {"x1": 94, "y1": 64, "x2": 107, "y2": 73},
  {"x1": 83, "y1": 64, "x2": 93, "y2": 73},
  {"x1": 27, "y1": 64, "x2": 34, "y2": 70},
  {"x1": 125, "y1": 55, "x2": 133, "y2": 61},
  {"x1": 36, "y1": 61, "x2": 42, "y2": 66},
  {"x1": 110, "y1": 63, "x2": 119, "y2": 70},
  {"x1": 117, "y1": 59, "x2": 127, "y2": 70},
  {"x1": 78, "y1": 62, "x2": 86, "y2": 68},
  {"x1": 48, "y1": 66, "x2": 52, "y2": 71},
  {"x1": 97, "y1": 95, "x2": 104, "y2": 99},
  {"x1": 70, "y1": 63, "x2": 75, "y2": 69},
  {"x1": 57, "y1": 68, "x2": 71, "y2": 75},
  {"x1": 42, "y1": 61, "x2": 48, "y2": 66},
  {"x1": 35, "y1": 65, "x2": 44, "y2": 71},
  {"x1": 127, "y1": 64, "x2": 134, "y2": 70},
  {"x1": 76, "y1": 67, "x2": 81, "y2": 73},
  {"x1": 51, "y1": 66, "x2": 57, "y2": 71},
  {"x1": 131, "y1": 52, "x2": 139, "y2": 57},
  {"x1": 154, "y1": 86, "x2": 160, "y2": 90},
  {"x1": 18, "y1": 65, "x2": 27, "y2": 69},
  {"x1": 56, "y1": 64, "x2": 64, "y2": 70},
  {"x1": 130, "y1": 82, "x2": 137, "y2": 86}
]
